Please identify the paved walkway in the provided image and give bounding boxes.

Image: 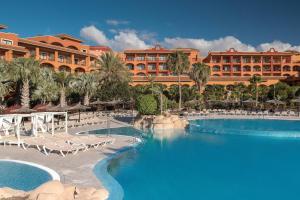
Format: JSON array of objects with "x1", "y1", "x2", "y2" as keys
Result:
[{"x1": 0, "y1": 117, "x2": 136, "y2": 189}]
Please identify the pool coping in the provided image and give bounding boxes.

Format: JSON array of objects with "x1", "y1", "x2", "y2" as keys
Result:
[
  {"x1": 0, "y1": 159, "x2": 60, "y2": 181},
  {"x1": 93, "y1": 138, "x2": 142, "y2": 200}
]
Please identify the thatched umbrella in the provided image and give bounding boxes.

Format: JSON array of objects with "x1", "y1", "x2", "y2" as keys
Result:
[
  {"x1": 33, "y1": 103, "x2": 54, "y2": 112},
  {"x1": 266, "y1": 99, "x2": 285, "y2": 105},
  {"x1": 291, "y1": 98, "x2": 300, "y2": 116},
  {"x1": 11, "y1": 107, "x2": 36, "y2": 114},
  {"x1": 47, "y1": 104, "x2": 72, "y2": 112},
  {"x1": 242, "y1": 99, "x2": 258, "y2": 104},
  {"x1": 68, "y1": 103, "x2": 91, "y2": 122}
]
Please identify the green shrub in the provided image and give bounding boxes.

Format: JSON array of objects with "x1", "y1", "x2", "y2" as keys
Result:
[{"x1": 136, "y1": 94, "x2": 158, "y2": 115}]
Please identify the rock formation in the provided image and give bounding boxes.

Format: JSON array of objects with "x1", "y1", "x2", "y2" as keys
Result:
[
  {"x1": 0, "y1": 180, "x2": 109, "y2": 200},
  {"x1": 134, "y1": 113, "x2": 189, "y2": 131}
]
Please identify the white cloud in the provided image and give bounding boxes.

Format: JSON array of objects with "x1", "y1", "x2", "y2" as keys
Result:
[
  {"x1": 80, "y1": 25, "x2": 109, "y2": 45},
  {"x1": 106, "y1": 19, "x2": 130, "y2": 26},
  {"x1": 257, "y1": 40, "x2": 300, "y2": 52},
  {"x1": 80, "y1": 25, "x2": 300, "y2": 55},
  {"x1": 163, "y1": 36, "x2": 256, "y2": 55},
  {"x1": 80, "y1": 25, "x2": 149, "y2": 51}
]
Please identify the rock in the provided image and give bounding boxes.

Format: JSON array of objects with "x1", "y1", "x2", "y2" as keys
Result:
[
  {"x1": 76, "y1": 187, "x2": 108, "y2": 200},
  {"x1": 28, "y1": 181, "x2": 64, "y2": 200},
  {"x1": 0, "y1": 187, "x2": 27, "y2": 199},
  {"x1": 36, "y1": 193, "x2": 63, "y2": 200},
  {"x1": 61, "y1": 185, "x2": 77, "y2": 200}
]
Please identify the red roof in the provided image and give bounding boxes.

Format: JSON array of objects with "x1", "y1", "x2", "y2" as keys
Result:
[
  {"x1": 90, "y1": 46, "x2": 112, "y2": 51},
  {"x1": 207, "y1": 48, "x2": 294, "y2": 56},
  {"x1": 124, "y1": 45, "x2": 197, "y2": 54}
]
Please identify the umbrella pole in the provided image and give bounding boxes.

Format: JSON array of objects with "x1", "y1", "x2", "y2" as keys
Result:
[{"x1": 79, "y1": 110, "x2": 81, "y2": 122}]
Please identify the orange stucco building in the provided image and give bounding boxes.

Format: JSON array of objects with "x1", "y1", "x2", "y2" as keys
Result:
[
  {"x1": 122, "y1": 45, "x2": 201, "y2": 86},
  {"x1": 2, "y1": 24, "x2": 300, "y2": 86},
  {"x1": 122, "y1": 46, "x2": 300, "y2": 86},
  {"x1": 0, "y1": 25, "x2": 110, "y2": 73}
]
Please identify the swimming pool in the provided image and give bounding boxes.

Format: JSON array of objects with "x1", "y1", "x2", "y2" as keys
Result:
[
  {"x1": 0, "y1": 160, "x2": 59, "y2": 191},
  {"x1": 94, "y1": 119, "x2": 300, "y2": 200}
]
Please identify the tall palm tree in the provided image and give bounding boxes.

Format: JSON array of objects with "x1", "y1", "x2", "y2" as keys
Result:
[
  {"x1": 97, "y1": 52, "x2": 130, "y2": 100},
  {"x1": 70, "y1": 72, "x2": 99, "y2": 105},
  {"x1": 189, "y1": 62, "x2": 210, "y2": 94},
  {"x1": 32, "y1": 68, "x2": 59, "y2": 104},
  {"x1": 53, "y1": 71, "x2": 73, "y2": 107},
  {"x1": 0, "y1": 60, "x2": 12, "y2": 106},
  {"x1": 8, "y1": 57, "x2": 41, "y2": 108},
  {"x1": 249, "y1": 75, "x2": 262, "y2": 106},
  {"x1": 166, "y1": 51, "x2": 190, "y2": 110}
]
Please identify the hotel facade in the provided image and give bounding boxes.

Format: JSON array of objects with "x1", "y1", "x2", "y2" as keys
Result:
[{"x1": 1, "y1": 24, "x2": 300, "y2": 86}]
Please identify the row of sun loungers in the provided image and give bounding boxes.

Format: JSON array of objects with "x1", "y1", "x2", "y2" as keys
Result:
[
  {"x1": 0, "y1": 134, "x2": 115, "y2": 157},
  {"x1": 186, "y1": 109, "x2": 299, "y2": 117}
]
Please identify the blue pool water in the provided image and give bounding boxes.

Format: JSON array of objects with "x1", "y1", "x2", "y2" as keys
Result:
[
  {"x1": 0, "y1": 161, "x2": 52, "y2": 191},
  {"x1": 95, "y1": 119, "x2": 300, "y2": 200}
]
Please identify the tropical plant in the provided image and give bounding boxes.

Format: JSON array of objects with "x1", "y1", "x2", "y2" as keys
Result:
[
  {"x1": 7, "y1": 57, "x2": 41, "y2": 108},
  {"x1": 32, "y1": 68, "x2": 59, "y2": 104},
  {"x1": 249, "y1": 75, "x2": 262, "y2": 106},
  {"x1": 136, "y1": 94, "x2": 158, "y2": 115},
  {"x1": 97, "y1": 52, "x2": 130, "y2": 85},
  {"x1": 166, "y1": 51, "x2": 190, "y2": 110},
  {"x1": 70, "y1": 72, "x2": 99, "y2": 105},
  {"x1": 189, "y1": 62, "x2": 210, "y2": 93},
  {"x1": 53, "y1": 71, "x2": 73, "y2": 107},
  {"x1": 0, "y1": 60, "x2": 12, "y2": 103}
]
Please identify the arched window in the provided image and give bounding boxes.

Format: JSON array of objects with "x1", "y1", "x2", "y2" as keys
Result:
[
  {"x1": 59, "y1": 65, "x2": 71, "y2": 72},
  {"x1": 293, "y1": 66, "x2": 300, "y2": 71},
  {"x1": 253, "y1": 65, "x2": 261, "y2": 72},
  {"x1": 243, "y1": 65, "x2": 251, "y2": 72},
  {"x1": 126, "y1": 63, "x2": 134, "y2": 70},
  {"x1": 283, "y1": 65, "x2": 291, "y2": 71},
  {"x1": 136, "y1": 72, "x2": 146, "y2": 76},
  {"x1": 136, "y1": 63, "x2": 145, "y2": 70},
  {"x1": 212, "y1": 65, "x2": 221, "y2": 71}
]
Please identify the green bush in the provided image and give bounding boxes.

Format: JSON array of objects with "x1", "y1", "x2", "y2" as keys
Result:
[{"x1": 136, "y1": 94, "x2": 158, "y2": 115}]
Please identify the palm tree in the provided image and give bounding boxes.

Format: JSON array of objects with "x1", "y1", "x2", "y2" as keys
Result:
[
  {"x1": 0, "y1": 60, "x2": 12, "y2": 108},
  {"x1": 249, "y1": 75, "x2": 262, "y2": 106},
  {"x1": 189, "y1": 62, "x2": 210, "y2": 93},
  {"x1": 166, "y1": 51, "x2": 190, "y2": 110},
  {"x1": 7, "y1": 57, "x2": 41, "y2": 108},
  {"x1": 97, "y1": 52, "x2": 130, "y2": 84},
  {"x1": 32, "y1": 68, "x2": 59, "y2": 104},
  {"x1": 97, "y1": 52, "x2": 130, "y2": 100},
  {"x1": 70, "y1": 72, "x2": 99, "y2": 105},
  {"x1": 53, "y1": 71, "x2": 73, "y2": 107}
]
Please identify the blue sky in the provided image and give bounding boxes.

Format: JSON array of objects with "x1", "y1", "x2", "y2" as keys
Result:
[{"x1": 1, "y1": 0, "x2": 300, "y2": 55}]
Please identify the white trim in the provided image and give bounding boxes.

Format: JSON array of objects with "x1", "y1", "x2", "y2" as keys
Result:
[{"x1": 0, "y1": 159, "x2": 60, "y2": 181}]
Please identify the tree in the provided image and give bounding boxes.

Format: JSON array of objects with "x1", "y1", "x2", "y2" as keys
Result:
[
  {"x1": 136, "y1": 94, "x2": 158, "y2": 115},
  {"x1": 97, "y1": 52, "x2": 131, "y2": 100},
  {"x1": 8, "y1": 57, "x2": 41, "y2": 108},
  {"x1": 0, "y1": 60, "x2": 12, "y2": 104},
  {"x1": 249, "y1": 75, "x2": 262, "y2": 106},
  {"x1": 189, "y1": 62, "x2": 210, "y2": 93},
  {"x1": 70, "y1": 72, "x2": 99, "y2": 105},
  {"x1": 32, "y1": 68, "x2": 59, "y2": 104},
  {"x1": 166, "y1": 51, "x2": 190, "y2": 110},
  {"x1": 53, "y1": 71, "x2": 73, "y2": 107},
  {"x1": 97, "y1": 52, "x2": 130, "y2": 85}
]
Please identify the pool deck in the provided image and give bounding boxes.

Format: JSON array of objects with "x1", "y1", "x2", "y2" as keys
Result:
[{"x1": 0, "y1": 119, "x2": 136, "y2": 189}]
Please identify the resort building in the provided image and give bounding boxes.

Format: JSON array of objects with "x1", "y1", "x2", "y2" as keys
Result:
[
  {"x1": 0, "y1": 25, "x2": 110, "y2": 73},
  {"x1": 122, "y1": 45, "x2": 201, "y2": 86},
  {"x1": 203, "y1": 48, "x2": 300, "y2": 85}
]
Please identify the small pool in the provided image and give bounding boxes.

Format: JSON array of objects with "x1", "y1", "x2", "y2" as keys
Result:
[
  {"x1": 0, "y1": 160, "x2": 59, "y2": 191},
  {"x1": 94, "y1": 119, "x2": 300, "y2": 200}
]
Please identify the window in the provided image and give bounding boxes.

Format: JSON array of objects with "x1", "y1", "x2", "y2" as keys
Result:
[
  {"x1": 147, "y1": 55, "x2": 156, "y2": 61},
  {"x1": 148, "y1": 64, "x2": 156, "y2": 70},
  {"x1": 82, "y1": 49, "x2": 87, "y2": 53},
  {"x1": 137, "y1": 64, "x2": 145, "y2": 70},
  {"x1": 40, "y1": 52, "x2": 47, "y2": 60},
  {"x1": 159, "y1": 63, "x2": 168, "y2": 70},
  {"x1": 159, "y1": 56, "x2": 166, "y2": 61},
  {"x1": 126, "y1": 56, "x2": 134, "y2": 61},
  {"x1": 58, "y1": 55, "x2": 65, "y2": 63},
  {"x1": 136, "y1": 55, "x2": 145, "y2": 61},
  {"x1": 1, "y1": 39, "x2": 13, "y2": 45}
]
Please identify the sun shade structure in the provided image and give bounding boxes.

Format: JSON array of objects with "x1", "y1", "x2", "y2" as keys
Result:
[
  {"x1": 242, "y1": 99, "x2": 258, "y2": 104},
  {"x1": 266, "y1": 99, "x2": 285, "y2": 105},
  {"x1": 0, "y1": 112, "x2": 68, "y2": 146}
]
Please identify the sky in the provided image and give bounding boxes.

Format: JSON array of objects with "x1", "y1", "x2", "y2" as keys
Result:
[{"x1": 2, "y1": 0, "x2": 300, "y2": 55}]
